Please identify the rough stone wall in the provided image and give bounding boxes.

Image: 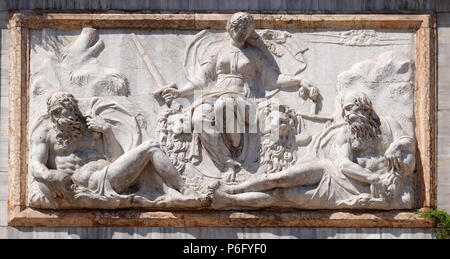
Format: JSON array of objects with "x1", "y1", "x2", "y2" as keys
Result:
[{"x1": 2, "y1": 0, "x2": 449, "y2": 238}]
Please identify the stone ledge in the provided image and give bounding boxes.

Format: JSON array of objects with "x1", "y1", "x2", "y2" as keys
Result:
[
  {"x1": 7, "y1": 206, "x2": 434, "y2": 228},
  {"x1": 8, "y1": 12, "x2": 433, "y2": 30}
]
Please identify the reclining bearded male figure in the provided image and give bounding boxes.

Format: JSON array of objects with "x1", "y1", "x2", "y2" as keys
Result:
[
  {"x1": 29, "y1": 92, "x2": 199, "y2": 208},
  {"x1": 213, "y1": 91, "x2": 416, "y2": 209}
]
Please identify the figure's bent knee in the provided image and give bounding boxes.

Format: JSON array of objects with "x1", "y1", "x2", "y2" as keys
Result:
[
  {"x1": 192, "y1": 114, "x2": 203, "y2": 128},
  {"x1": 193, "y1": 104, "x2": 215, "y2": 133},
  {"x1": 137, "y1": 139, "x2": 160, "y2": 155},
  {"x1": 214, "y1": 97, "x2": 226, "y2": 110},
  {"x1": 193, "y1": 104, "x2": 214, "y2": 121}
]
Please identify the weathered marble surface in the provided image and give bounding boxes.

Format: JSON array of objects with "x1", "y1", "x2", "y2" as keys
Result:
[{"x1": 24, "y1": 13, "x2": 418, "y2": 211}]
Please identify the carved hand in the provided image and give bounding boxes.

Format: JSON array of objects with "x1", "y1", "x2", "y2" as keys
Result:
[
  {"x1": 161, "y1": 86, "x2": 180, "y2": 105},
  {"x1": 384, "y1": 144, "x2": 402, "y2": 171},
  {"x1": 298, "y1": 86, "x2": 308, "y2": 99},
  {"x1": 44, "y1": 170, "x2": 72, "y2": 199},
  {"x1": 308, "y1": 86, "x2": 319, "y2": 101},
  {"x1": 298, "y1": 78, "x2": 319, "y2": 101},
  {"x1": 86, "y1": 116, "x2": 110, "y2": 133},
  {"x1": 45, "y1": 170, "x2": 71, "y2": 184}
]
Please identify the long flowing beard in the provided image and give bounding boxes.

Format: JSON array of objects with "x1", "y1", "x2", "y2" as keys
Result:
[
  {"x1": 54, "y1": 117, "x2": 83, "y2": 146},
  {"x1": 345, "y1": 112, "x2": 380, "y2": 148}
]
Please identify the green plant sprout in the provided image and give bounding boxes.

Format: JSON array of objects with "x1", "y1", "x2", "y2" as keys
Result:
[{"x1": 417, "y1": 209, "x2": 450, "y2": 239}]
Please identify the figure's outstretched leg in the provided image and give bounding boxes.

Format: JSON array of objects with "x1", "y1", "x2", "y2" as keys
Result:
[
  {"x1": 212, "y1": 190, "x2": 278, "y2": 209},
  {"x1": 213, "y1": 184, "x2": 316, "y2": 209},
  {"x1": 106, "y1": 140, "x2": 185, "y2": 194},
  {"x1": 149, "y1": 148, "x2": 186, "y2": 192},
  {"x1": 222, "y1": 162, "x2": 325, "y2": 194}
]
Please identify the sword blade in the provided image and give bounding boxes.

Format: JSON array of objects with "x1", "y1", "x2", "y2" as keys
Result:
[{"x1": 130, "y1": 33, "x2": 167, "y2": 89}]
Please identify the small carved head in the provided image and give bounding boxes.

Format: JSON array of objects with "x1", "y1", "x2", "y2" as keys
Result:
[
  {"x1": 260, "y1": 103, "x2": 300, "y2": 139},
  {"x1": 259, "y1": 103, "x2": 299, "y2": 174},
  {"x1": 226, "y1": 12, "x2": 256, "y2": 45},
  {"x1": 158, "y1": 105, "x2": 188, "y2": 137}
]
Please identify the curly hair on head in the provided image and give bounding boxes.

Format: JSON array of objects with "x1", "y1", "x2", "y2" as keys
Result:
[
  {"x1": 259, "y1": 103, "x2": 299, "y2": 174},
  {"x1": 226, "y1": 12, "x2": 256, "y2": 34},
  {"x1": 47, "y1": 92, "x2": 84, "y2": 119}
]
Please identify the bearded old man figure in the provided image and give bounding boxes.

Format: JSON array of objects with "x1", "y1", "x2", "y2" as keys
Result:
[
  {"x1": 29, "y1": 92, "x2": 192, "y2": 208},
  {"x1": 214, "y1": 91, "x2": 415, "y2": 209}
]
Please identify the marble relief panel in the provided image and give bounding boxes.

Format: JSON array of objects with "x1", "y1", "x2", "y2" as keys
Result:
[{"x1": 25, "y1": 13, "x2": 418, "y2": 211}]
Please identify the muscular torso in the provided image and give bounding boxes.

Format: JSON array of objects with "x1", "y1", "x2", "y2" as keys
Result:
[
  {"x1": 351, "y1": 121, "x2": 394, "y2": 173},
  {"x1": 47, "y1": 128, "x2": 106, "y2": 176}
]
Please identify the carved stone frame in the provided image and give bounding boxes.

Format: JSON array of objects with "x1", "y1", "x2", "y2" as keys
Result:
[{"x1": 8, "y1": 12, "x2": 437, "y2": 227}]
